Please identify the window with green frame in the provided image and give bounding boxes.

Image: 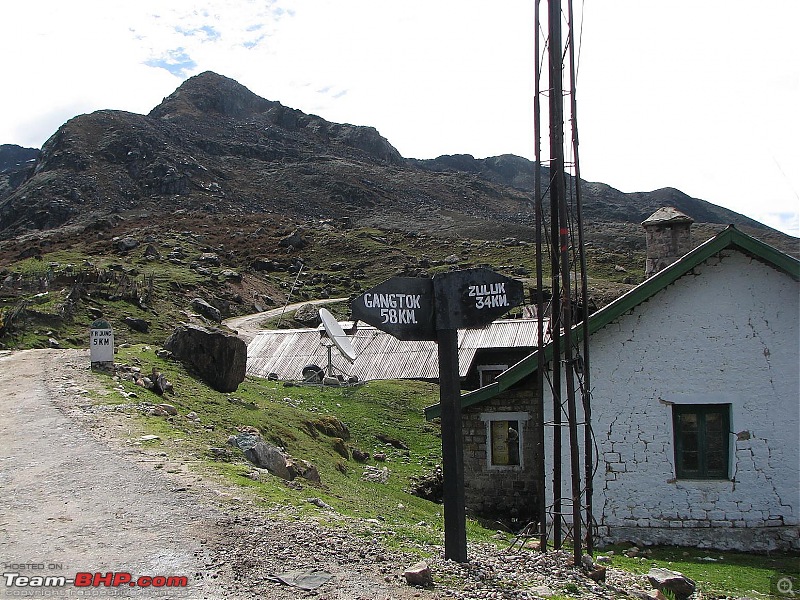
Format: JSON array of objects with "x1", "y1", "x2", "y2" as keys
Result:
[{"x1": 672, "y1": 404, "x2": 731, "y2": 479}]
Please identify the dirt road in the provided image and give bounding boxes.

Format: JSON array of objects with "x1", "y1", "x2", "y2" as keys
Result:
[
  {"x1": 0, "y1": 349, "x2": 230, "y2": 598},
  {"x1": 224, "y1": 298, "x2": 346, "y2": 342}
]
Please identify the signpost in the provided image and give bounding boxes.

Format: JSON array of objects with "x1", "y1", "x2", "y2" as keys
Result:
[{"x1": 351, "y1": 268, "x2": 524, "y2": 562}]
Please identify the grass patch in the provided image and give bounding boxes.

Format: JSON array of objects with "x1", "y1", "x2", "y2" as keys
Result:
[{"x1": 602, "y1": 544, "x2": 800, "y2": 598}]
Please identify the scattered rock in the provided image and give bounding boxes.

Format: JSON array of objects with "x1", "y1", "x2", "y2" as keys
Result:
[
  {"x1": 124, "y1": 316, "x2": 149, "y2": 333},
  {"x1": 409, "y1": 465, "x2": 443, "y2": 503},
  {"x1": 279, "y1": 230, "x2": 308, "y2": 250},
  {"x1": 221, "y1": 269, "x2": 241, "y2": 282},
  {"x1": 164, "y1": 324, "x2": 246, "y2": 392},
  {"x1": 624, "y1": 546, "x2": 641, "y2": 558},
  {"x1": 289, "y1": 459, "x2": 320, "y2": 483},
  {"x1": 361, "y1": 466, "x2": 389, "y2": 484},
  {"x1": 151, "y1": 369, "x2": 172, "y2": 395},
  {"x1": 198, "y1": 252, "x2": 221, "y2": 266},
  {"x1": 596, "y1": 555, "x2": 613, "y2": 564},
  {"x1": 331, "y1": 438, "x2": 349, "y2": 459},
  {"x1": 588, "y1": 566, "x2": 607, "y2": 583},
  {"x1": 116, "y1": 237, "x2": 139, "y2": 252},
  {"x1": 251, "y1": 258, "x2": 278, "y2": 271},
  {"x1": 307, "y1": 497, "x2": 334, "y2": 511},
  {"x1": 376, "y1": 433, "x2": 408, "y2": 450},
  {"x1": 530, "y1": 585, "x2": 554, "y2": 597},
  {"x1": 351, "y1": 448, "x2": 370, "y2": 463},
  {"x1": 647, "y1": 567, "x2": 696, "y2": 599},
  {"x1": 229, "y1": 433, "x2": 320, "y2": 483},
  {"x1": 155, "y1": 403, "x2": 178, "y2": 416},
  {"x1": 293, "y1": 303, "x2": 321, "y2": 326},
  {"x1": 190, "y1": 298, "x2": 222, "y2": 322},
  {"x1": 403, "y1": 561, "x2": 433, "y2": 587}
]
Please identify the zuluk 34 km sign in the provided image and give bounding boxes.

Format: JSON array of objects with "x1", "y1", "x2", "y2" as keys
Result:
[{"x1": 351, "y1": 268, "x2": 524, "y2": 562}]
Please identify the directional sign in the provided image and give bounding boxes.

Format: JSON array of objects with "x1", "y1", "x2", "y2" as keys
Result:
[
  {"x1": 350, "y1": 267, "x2": 524, "y2": 564},
  {"x1": 350, "y1": 277, "x2": 436, "y2": 341},
  {"x1": 433, "y1": 268, "x2": 525, "y2": 330}
]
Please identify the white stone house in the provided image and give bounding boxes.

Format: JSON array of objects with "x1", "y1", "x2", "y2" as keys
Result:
[{"x1": 428, "y1": 223, "x2": 800, "y2": 550}]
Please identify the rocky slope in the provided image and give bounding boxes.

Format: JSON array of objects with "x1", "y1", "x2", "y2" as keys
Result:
[{"x1": 0, "y1": 71, "x2": 790, "y2": 253}]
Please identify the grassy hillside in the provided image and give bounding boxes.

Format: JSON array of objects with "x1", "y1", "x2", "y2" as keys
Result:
[
  {"x1": 0, "y1": 218, "x2": 644, "y2": 350},
  {"x1": 98, "y1": 344, "x2": 477, "y2": 553}
]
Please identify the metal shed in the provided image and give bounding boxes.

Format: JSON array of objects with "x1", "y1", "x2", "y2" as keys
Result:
[{"x1": 246, "y1": 319, "x2": 547, "y2": 382}]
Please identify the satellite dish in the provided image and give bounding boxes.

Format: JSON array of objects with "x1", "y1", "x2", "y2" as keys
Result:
[{"x1": 319, "y1": 308, "x2": 356, "y2": 363}]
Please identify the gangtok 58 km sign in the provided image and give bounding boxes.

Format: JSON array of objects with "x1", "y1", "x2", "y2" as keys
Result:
[{"x1": 351, "y1": 277, "x2": 436, "y2": 340}]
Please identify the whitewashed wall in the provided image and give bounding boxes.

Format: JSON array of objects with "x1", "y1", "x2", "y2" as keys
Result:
[{"x1": 544, "y1": 249, "x2": 799, "y2": 550}]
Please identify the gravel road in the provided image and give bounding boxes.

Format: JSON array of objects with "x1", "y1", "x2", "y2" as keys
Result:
[{"x1": 223, "y1": 298, "x2": 346, "y2": 342}]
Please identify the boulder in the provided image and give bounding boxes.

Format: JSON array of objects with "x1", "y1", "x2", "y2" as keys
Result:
[
  {"x1": 229, "y1": 433, "x2": 320, "y2": 483},
  {"x1": 164, "y1": 324, "x2": 246, "y2": 392},
  {"x1": 647, "y1": 568, "x2": 696, "y2": 599},
  {"x1": 278, "y1": 230, "x2": 308, "y2": 250},
  {"x1": 116, "y1": 237, "x2": 139, "y2": 252},
  {"x1": 124, "y1": 316, "x2": 149, "y2": 333},
  {"x1": 198, "y1": 252, "x2": 221, "y2": 266},
  {"x1": 191, "y1": 297, "x2": 222, "y2": 322},
  {"x1": 403, "y1": 561, "x2": 433, "y2": 587},
  {"x1": 294, "y1": 303, "x2": 321, "y2": 326},
  {"x1": 251, "y1": 258, "x2": 280, "y2": 272},
  {"x1": 244, "y1": 442, "x2": 293, "y2": 480}
]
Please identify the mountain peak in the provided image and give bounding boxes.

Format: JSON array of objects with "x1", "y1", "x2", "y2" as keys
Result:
[{"x1": 149, "y1": 71, "x2": 277, "y2": 120}]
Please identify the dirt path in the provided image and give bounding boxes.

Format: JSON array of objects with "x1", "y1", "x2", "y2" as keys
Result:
[
  {"x1": 223, "y1": 298, "x2": 346, "y2": 343},
  {"x1": 0, "y1": 349, "x2": 231, "y2": 598}
]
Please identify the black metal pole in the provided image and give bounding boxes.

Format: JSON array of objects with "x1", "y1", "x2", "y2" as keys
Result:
[
  {"x1": 549, "y1": 0, "x2": 582, "y2": 564},
  {"x1": 533, "y1": 0, "x2": 548, "y2": 554},
  {"x1": 548, "y1": 0, "x2": 564, "y2": 552},
  {"x1": 566, "y1": 0, "x2": 594, "y2": 555},
  {"x1": 437, "y1": 327, "x2": 468, "y2": 562}
]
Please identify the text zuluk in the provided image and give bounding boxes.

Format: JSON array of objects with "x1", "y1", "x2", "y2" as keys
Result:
[{"x1": 467, "y1": 283, "x2": 509, "y2": 309}]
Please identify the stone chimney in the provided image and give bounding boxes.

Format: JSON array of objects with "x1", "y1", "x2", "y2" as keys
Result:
[{"x1": 642, "y1": 207, "x2": 694, "y2": 277}]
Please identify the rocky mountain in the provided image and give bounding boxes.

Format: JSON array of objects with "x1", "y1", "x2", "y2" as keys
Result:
[{"x1": 0, "y1": 71, "x2": 788, "y2": 251}]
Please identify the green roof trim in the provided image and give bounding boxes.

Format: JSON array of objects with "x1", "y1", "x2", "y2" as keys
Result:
[{"x1": 424, "y1": 226, "x2": 799, "y2": 420}]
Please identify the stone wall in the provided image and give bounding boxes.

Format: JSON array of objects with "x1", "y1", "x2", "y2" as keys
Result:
[
  {"x1": 462, "y1": 382, "x2": 539, "y2": 527},
  {"x1": 644, "y1": 222, "x2": 692, "y2": 277}
]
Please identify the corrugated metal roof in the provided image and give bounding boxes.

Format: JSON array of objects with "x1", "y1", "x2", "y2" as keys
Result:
[{"x1": 247, "y1": 319, "x2": 548, "y2": 382}]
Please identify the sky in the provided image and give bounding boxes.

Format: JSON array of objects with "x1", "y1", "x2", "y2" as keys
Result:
[{"x1": 1, "y1": 1, "x2": 797, "y2": 237}]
